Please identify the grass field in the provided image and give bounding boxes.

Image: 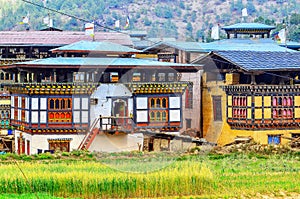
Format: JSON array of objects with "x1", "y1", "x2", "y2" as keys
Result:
[{"x1": 0, "y1": 152, "x2": 299, "y2": 198}]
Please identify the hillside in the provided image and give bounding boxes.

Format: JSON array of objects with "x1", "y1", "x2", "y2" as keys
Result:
[{"x1": 0, "y1": 0, "x2": 299, "y2": 41}]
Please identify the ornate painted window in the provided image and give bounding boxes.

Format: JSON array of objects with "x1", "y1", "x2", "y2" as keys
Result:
[
  {"x1": 149, "y1": 97, "x2": 168, "y2": 108},
  {"x1": 272, "y1": 96, "x2": 293, "y2": 118},
  {"x1": 232, "y1": 96, "x2": 247, "y2": 118},
  {"x1": 48, "y1": 138, "x2": 72, "y2": 152},
  {"x1": 148, "y1": 97, "x2": 168, "y2": 122},
  {"x1": 48, "y1": 98, "x2": 72, "y2": 123},
  {"x1": 48, "y1": 98, "x2": 72, "y2": 110},
  {"x1": 185, "y1": 84, "x2": 193, "y2": 109}
]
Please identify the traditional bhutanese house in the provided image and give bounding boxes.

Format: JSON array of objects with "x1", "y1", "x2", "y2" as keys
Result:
[
  {"x1": 194, "y1": 50, "x2": 300, "y2": 145},
  {"x1": 222, "y1": 23, "x2": 275, "y2": 39},
  {"x1": 142, "y1": 41, "x2": 206, "y2": 137},
  {"x1": 3, "y1": 40, "x2": 201, "y2": 154},
  {"x1": 0, "y1": 31, "x2": 132, "y2": 81},
  {"x1": 0, "y1": 32, "x2": 133, "y2": 152}
]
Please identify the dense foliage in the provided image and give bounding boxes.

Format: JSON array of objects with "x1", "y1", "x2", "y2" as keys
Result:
[{"x1": 0, "y1": 0, "x2": 299, "y2": 41}]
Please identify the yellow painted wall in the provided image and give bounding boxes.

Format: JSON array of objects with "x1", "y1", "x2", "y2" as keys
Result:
[
  {"x1": 202, "y1": 73, "x2": 227, "y2": 143},
  {"x1": 202, "y1": 72, "x2": 299, "y2": 146},
  {"x1": 217, "y1": 122, "x2": 296, "y2": 145},
  {"x1": 0, "y1": 100, "x2": 10, "y2": 105}
]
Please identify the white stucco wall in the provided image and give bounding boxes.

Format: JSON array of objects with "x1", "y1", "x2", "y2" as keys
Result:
[
  {"x1": 90, "y1": 84, "x2": 133, "y2": 123},
  {"x1": 180, "y1": 70, "x2": 202, "y2": 134},
  {"x1": 89, "y1": 133, "x2": 143, "y2": 152},
  {"x1": 14, "y1": 130, "x2": 84, "y2": 155}
]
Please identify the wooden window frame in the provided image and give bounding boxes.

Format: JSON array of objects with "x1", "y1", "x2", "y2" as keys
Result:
[
  {"x1": 213, "y1": 96, "x2": 222, "y2": 121},
  {"x1": 272, "y1": 96, "x2": 293, "y2": 119}
]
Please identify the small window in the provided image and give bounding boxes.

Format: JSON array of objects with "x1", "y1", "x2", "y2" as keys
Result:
[
  {"x1": 158, "y1": 73, "x2": 165, "y2": 81},
  {"x1": 168, "y1": 73, "x2": 175, "y2": 81},
  {"x1": 132, "y1": 73, "x2": 141, "y2": 82},
  {"x1": 186, "y1": 119, "x2": 192, "y2": 129},
  {"x1": 213, "y1": 96, "x2": 222, "y2": 121},
  {"x1": 268, "y1": 135, "x2": 281, "y2": 145},
  {"x1": 49, "y1": 99, "x2": 54, "y2": 109}
]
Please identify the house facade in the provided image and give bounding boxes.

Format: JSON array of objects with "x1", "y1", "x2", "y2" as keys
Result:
[
  {"x1": 3, "y1": 41, "x2": 201, "y2": 154},
  {"x1": 194, "y1": 50, "x2": 300, "y2": 145}
]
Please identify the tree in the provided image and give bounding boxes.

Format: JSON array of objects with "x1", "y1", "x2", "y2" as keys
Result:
[
  {"x1": 191, "y1": 12, "x2": 197, "y2": 22},
  {"x1": 290, "y1": 13, "x2": 300, "y2": 25},
  {"x1": 143, "y1": 17, "x2": 152, "y2": 26}
]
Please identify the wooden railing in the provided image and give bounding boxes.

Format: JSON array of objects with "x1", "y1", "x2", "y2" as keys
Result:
[{"x1": 78, "y1": 116, "x2": 134, "y2": 150}]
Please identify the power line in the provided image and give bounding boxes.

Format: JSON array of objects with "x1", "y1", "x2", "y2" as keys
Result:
[
  {"x1": 0, "y1": 137, "x2": 40, "y2": 199},
  {"x1": 19, "y1": 0, "x2": 157, "y2": 46},
  {"x1": 20, "y1": 0, "x2": 117, "y2": 32}
]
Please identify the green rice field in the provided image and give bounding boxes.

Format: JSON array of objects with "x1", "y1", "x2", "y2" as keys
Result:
[{"x1": 0, "y1": 152, "x2": 299, "y2": 198}]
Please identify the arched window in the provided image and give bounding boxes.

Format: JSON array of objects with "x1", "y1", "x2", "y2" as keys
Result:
[
  {"x1": 55, "y1": 99, "x2": 60, "y2": 109},
  {"x1": 283, "y1": 109, "x2": 287, "y2": 117},
  {"x1": 234, "y1": 109, "x2": 237, "y2": 117},
  {"x1": 287, "y1": 97, "x2": 292, "y2": 106},
  {"x1": 156, "y1": 112, "x2": 161, "y2": 121},
  {"x1": 278, "y1": 97, "x2": 282, "y2": 106},
  {"x1": 50, "y1": 99, "x2": 54, "y2": 109},
  {"x1": 278, "y1": 109, "x2": 282, "y2": 116},
  {"x1": 162, "y1": 111, "x2": 167, "y2": 121},
  {"x1": 60, "y1": 113, "x2": 65, "y2": 119},
  {"x1": 273, "y1": 98, "x2": 277, "y2": 106},
  {"x1": 156, "y1": 98, "x2": 161, "y2": 108},
  {"x1": 273, "y1": 110, "x2": 277, "y2": 118},
  {"x1": 61, "y1": 100, "x2": 66, "y2": 109},
  {"x1": 283, "y1": 97, "x2": 287, "y2": 106},
  {"x1": 150, "y1": 111, "x2": 155, "y2": 121},
  {"x1": 0, "y1": 72, "x2": 4, "y2": 80},
  {"x1": 287, "y1": 109, "x2": 292, "y2": 117},
  {"x1": 67, "y1": 99, "x2": 71, "y2": 109},
  {"x1": 234, "y1": 97, "x2": 237, "y2": 106},
  {"x1": 162, "y1": 98, "x2": 167, "y2": 108},
  {"x1": 151, "y1": 99, "x2": 155, "y2": 108}
]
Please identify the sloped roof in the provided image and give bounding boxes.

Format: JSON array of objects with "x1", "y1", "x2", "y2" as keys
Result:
[
  {"x1": 210, "y1": 51, "x2": 300, "y2": 72},
  {"x1": 51, "y1": 40, "x2": 141, "y2": 54},
  {"x1": 201, "y1": 38, "x2": 296, "y2": 52},
  {"x1": 12, "y1": 57, "x2": 201, "y2": 71},
  {"x1": 279, "y1": 41, "x2": 300, "y2": 50},
  {"x1": 222, "y1": 23, "x2": 275, "y2": 30},
  {"x1": 143, "y1": 39, "x2": 295, "y2": 53},
  {"x1": 0, "y1": 31, "x2": 133, "y2": 46},
  {"x1": 143, "y1": 41, "x2": 204, "y2": 52}
]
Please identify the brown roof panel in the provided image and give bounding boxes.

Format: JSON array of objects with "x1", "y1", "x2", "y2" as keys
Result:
[{"x1": 0, "y1": 31, "x2": 133, "y2": 46}]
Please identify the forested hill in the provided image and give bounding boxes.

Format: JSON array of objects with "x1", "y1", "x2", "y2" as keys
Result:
[{"x1": 0, "y1": 0, "x2": 299, "y2": 42}]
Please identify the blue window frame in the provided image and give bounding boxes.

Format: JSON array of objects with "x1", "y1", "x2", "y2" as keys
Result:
[{"x1": 268, "y1": 135, "x2": 281, "y2": 145}]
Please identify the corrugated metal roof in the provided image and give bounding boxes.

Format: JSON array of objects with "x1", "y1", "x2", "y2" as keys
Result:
[
  {"x1": 201, "y1": 39, "x2": 295, "y2": 52},
  {"x1": 143, "y1": 39, "x2": 296, "y2": 53},
  {"x1": 143, "y1": 41, "x2": 204, "y2": 52},
  {"x1": 15, "y1": 57, "x2": 202, "y2": 68},
  {"x1": 214, "y1": 51, "x2": 300, "y2": 72},
  {"x1": 51, "y1": 40, "x2": 141, "y2": 53},
  {"x1": 0, "y1": 31, "x2": 133, "y2": 46},
  {"x1": 222, "y1": 23, "x2": 275, "y2": 30}
]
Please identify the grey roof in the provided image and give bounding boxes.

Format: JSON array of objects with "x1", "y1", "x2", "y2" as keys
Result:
[
  {"x1": 222, "y1": 23, "x2": 275, "y2": 30},
  {"x1": 0, "y1": 31, "x2": 133, "y2": 46},
  {"x1": 212, "y1": 51, "x2": 300, "y2": 72},
  {"x1": 143, "y1": 41, "x2": 204, "y2": 52},
  {"x1": 143, "y1": 39, "x2": 295, "y2": 53},
  {"x1": 14, "y1": 57, "x2": 201, "y2": 69},
  {"x1": 201, "y1": 39, "x2": 296, "y2": 52},
  {"x1": 50, "y1": 40, "x2": 141, "y2": 53}
]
